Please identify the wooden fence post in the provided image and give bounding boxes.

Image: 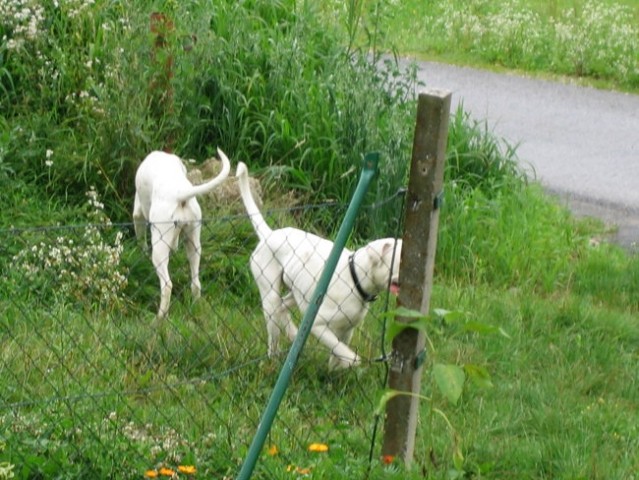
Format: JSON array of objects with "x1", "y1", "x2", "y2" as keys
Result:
[{"x1": 381, "y1": 88, "x2": 452, "y2": 465}]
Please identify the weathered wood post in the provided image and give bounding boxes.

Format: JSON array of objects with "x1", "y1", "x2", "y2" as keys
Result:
[{"x1": 381, "y1": 88, "x2": 452, "y2": 465}]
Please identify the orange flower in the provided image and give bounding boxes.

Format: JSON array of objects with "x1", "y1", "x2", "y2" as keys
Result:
[
  {"x1": 178, "y1": 465, "x2": 196, "y2": 475},
  {"x1": 267, "y1": 444, "x2": 279, "y2": 456},
  {"x1": 158, "y1": 467, "x2": 175, "y2": 476},
  {"x1": 144, "y1": 470, "x2": 159, "y2": 478},
  {"x1": 307, "y1": 442, "x2": 329, "y2": 453},
  {"x1": 381, "y1": 454, "x2": 395, "y2": 465}
]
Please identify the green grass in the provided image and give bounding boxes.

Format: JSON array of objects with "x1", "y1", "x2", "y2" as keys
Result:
[
  {"x1": 421, "y1": 284, "x2": 639, "y2": 478},
  {"x1": 1, "y1": 0, "x2": 639, "y2": 479}
]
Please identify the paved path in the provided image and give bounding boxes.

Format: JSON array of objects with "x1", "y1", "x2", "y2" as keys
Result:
[{"x1": 405, "y1": 60, "x2": 639, "y2": 250}]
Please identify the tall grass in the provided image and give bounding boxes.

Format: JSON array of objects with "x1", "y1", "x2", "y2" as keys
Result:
[{"x1": 1, "y1": 0, "x2": 416, "y2": 237}]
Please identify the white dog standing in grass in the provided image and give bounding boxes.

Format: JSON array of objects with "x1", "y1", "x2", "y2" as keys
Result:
[
  {"x1": 236, "y1": 161, "x2": 402, "y2": 369},
  {"x1": 133, "y1": 148, "x2": 231, "y2": 318}
]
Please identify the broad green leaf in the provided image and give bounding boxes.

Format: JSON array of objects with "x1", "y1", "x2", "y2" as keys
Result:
[
  {"x1": 385, "y1": 307, "x2": 433, "y2": 342},
  {"x1": 463, "y1": 364, "x2": 494, "y2": 389},
  {"x1": 433, "y1": 363, "x2": 465, "y2": 405},
  {"x1": 386, "y1": 318, "x2": 430, "y2": 343}
]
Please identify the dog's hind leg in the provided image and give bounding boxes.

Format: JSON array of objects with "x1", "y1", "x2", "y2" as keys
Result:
[
  {"x1": 184, "y1": 222, "x2": 202, "y2": 300},
  {"x1": 258, "y1": 291, "x2": 286, "y2": 357},
  {"x1": 280, "y1": 292, "x2": 300, "y2": 342},
  {"x1": 151, "y1": 224, "x2": 175, "y2": 318},
  {"x1": 132, "y1": 195, "x2": 147, "y2": 243},
  {"x1": 251, "y1": 259, "x2": 290, "y2": 357}
]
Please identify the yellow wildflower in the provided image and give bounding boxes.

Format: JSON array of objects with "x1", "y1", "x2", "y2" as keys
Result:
[
  {"x1": 178, "y1": 465, "x2": 197, "y2": 475},
  {"x1": 307, "y1": 443, "x2": 329, "y2": 453}
]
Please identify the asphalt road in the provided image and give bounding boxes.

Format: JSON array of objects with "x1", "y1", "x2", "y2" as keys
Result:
[{"x1": 404, "y1": 59, "x2": 639, "y2": 250}]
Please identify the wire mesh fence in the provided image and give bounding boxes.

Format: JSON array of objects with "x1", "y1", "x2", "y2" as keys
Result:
[{"x1": 0, "y1": 198, "x2": 405, "y2": 479}]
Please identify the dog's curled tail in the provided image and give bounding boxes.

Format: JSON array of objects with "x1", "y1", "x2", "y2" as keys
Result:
[
  {"x1": 236, "y1": 161, "x2": 272, "y2": 241},
  {"x1": 177, "y1": 147, "x2": 231, "y2": 203}
]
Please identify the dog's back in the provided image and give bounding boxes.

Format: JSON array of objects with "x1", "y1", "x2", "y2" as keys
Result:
[{"x1": 134, "y1": 152, "x2": 189, "y2": 218}]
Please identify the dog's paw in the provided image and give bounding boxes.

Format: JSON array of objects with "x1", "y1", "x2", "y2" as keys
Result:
[{"x1": 328, "y1": 353, "x2": 361, "y2": 371}]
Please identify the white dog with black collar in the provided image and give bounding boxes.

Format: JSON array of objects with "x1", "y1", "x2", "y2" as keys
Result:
[{"x1": 236, "y1": 161, "x2": 402, "y2": 369}]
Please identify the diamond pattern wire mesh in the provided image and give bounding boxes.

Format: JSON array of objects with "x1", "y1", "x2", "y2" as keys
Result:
[{"x1": 0, "y1": 200, "x2": 403, "y2": 479}]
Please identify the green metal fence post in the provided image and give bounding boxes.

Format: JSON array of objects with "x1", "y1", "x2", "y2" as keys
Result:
[{"x1": 236, "y1": 152, "x2": 380, "y2": 480}]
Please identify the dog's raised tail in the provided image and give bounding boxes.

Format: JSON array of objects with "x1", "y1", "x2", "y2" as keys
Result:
[
  {"x1": 236, "y1": 161, "x2": 272, "y2": 240},
  {"x1": 177, "y1": 147, "x2": 231, "y2": 202}
]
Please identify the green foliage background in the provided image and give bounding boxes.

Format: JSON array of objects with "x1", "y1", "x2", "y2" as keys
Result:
[{"x1": 2, "y1": 0, "x2": 417, "y2": 238}]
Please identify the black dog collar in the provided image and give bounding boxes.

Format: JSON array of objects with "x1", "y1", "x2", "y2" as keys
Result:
[{"x1": 348, "y1": 253, "x2": 377, "y2": 303}]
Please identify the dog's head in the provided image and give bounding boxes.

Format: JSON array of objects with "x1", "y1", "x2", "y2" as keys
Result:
[{"x1": 366, "y1": 238, "x2": 402, "y2": 295}]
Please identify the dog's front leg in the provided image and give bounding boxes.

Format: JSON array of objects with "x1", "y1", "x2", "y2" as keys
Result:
[{"x1": 311, "y1": 325, "x2": 361, "y2": 370}]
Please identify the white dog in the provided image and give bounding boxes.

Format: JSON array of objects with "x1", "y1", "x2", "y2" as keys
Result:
[
  {"x1": 236, "y1": 161, "x2": 402, "y2": 369},
  {"x1": 133, "y1": 148, "x2": 231, "y2": 318}
]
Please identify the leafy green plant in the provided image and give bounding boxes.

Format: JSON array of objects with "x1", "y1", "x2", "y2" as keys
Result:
[{"x1": 378, "y1": 306, "x2": 509, "y2": 475}]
